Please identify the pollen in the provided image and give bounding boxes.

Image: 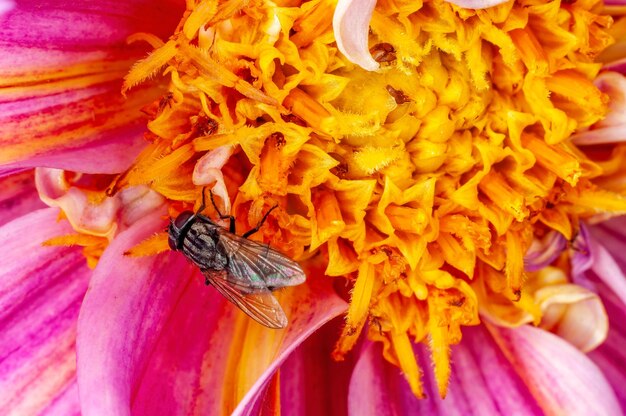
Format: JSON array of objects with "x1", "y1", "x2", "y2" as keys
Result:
[{"x1": 114, "y1": 0, "x2": 624, "y2": 399}]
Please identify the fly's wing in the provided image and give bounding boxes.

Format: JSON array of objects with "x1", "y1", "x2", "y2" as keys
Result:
[
  {"x1": 218, "y1": 232, "x2": 306, "y2": 291},
  {"x1": 204, "y1": 269, "x2": 288, "y2": 329}
]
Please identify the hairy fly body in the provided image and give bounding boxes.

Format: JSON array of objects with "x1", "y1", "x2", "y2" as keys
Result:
[{"x1": 168, "y1": 191, "x2": 306, "y2": 329}]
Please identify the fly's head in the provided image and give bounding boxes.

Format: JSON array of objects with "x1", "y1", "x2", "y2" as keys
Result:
[{"x1": 168, "y1": 211, "x2": 196, "y2": 250}]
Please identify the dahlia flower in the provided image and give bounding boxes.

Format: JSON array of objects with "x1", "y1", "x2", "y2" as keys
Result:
[{"x1": 2, "y1": 0, "x2": 626, "y2": 415}]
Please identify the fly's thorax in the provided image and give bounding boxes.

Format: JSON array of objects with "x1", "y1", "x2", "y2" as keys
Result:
[{"x1": 181, "y1": 220, "x2": 229, "y2": 271}]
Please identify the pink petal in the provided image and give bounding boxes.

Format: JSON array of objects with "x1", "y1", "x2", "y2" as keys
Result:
[
  {"x1": 489, "y1": 324, "x2": 622, "y2": 415},
  {"x1": 76, "y1": 213, "x2": 187, "y2": 416},
  {"x1": 0, "y1": 170, "x2": 44, "y2": 226},
  {"x1": 76, "y1": 212, "x2": 346, "y2": 415},
  {"x1": 279, "y1": 318, "x2": 355, "y2": 416},
  {"x1": 445, "y1": 0, "x2": 509, "y2": 8},
  {"x1": 348, "y1": 326, "x2": 541, "y2": 415},
  {"x1": 571, "y1": 72, "x2": 626, "y2": 145},
  {"x1": 0, "y1": 208, "x2": 90, "y2": 415},
  {"x1": 0, "y1": 0, "x2": 184, "y2": 173},
  {"x1": 333, "y1": 0, "x2": 380, "y2": 71},
  {"x1": 228, "y1": 280, "x2": 347, "y2": 415},
  {"x1": 588, "y1": 279, "x2": 626, "y2": 411},
  {"x1": 1, "y1": 1, "x2": 181, "y2": 77},
  {"x1": 604, "y1": 58, "x2": 626, "y2": 74}
]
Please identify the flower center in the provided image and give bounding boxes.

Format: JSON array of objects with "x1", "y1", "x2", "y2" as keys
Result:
[{"x1": 106, "y1": 0, "x2": 625, "y2": 398}]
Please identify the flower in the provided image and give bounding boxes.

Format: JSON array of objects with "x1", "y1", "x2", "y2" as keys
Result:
[{"x1": 2, "y1": 0, "x2": 626, "y2": 415}]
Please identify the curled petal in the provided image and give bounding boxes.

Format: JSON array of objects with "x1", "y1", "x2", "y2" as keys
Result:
[
  {"x1": 0, "y1": 208, "x2": 89, "y2": 415},
  {"x1": 333, "y1": 0, "x2": 380, "y2": 71},
  {"x1": 488, "y1": 324, "x2": 621, "y2": 415},
  {"x1": 193, "y1": 145, "x2": 234, "y2": 213},
  {"x1": 524, "y1": 230, "x2": 567, "y2": 272},
  {"x1": 36, "y1": 168, "x2": 120, "y2": 238},
  {"x1": 535, "y1": 283, "x2": 608, "y2": 352},
  {"x1": 445, "y1": 0, "x2": 510, "y2": 8},
  {"x1": 35, "y1": 168, "x2": 165, "y2": 238},
  {"x1": 571, "y1": 72, "x2": 626, "y2": 145}
]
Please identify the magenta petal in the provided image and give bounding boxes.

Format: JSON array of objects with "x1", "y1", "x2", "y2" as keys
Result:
[
  {"x1": 279, "y1": 318, "x2": 354, "y2": 416},
  {"x1": 579, "y1": 218, "x2": 626, "y2": 307},
  {"x1": 0, "y1": 123, "x2": 149, "y2": 175},
  {"x1": 0, "y1": 208, "x2": 89, "y2": 415},
  {"x1": 76, "y1": 214, "x2": 187, "y2": 416},
  {"x1": 489, "y1": 324, "x2": 622, "y2": 415},
  {"x1": 0, "y1": 170, "x2": 44, "y2": 226},
  {"x1": 348, "y1": 326, "x2": 541, "y2": 415},
  {"x1": 232, "y1": 282, "x2": 348, "y2": 415},
  {"x1": 0, "y1": 1, "x2": 185, "y2": 174},
  {"x1": 589, "y1": 279, "x2": 626, "y2": 411}
]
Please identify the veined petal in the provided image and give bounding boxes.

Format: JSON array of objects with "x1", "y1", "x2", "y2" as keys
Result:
[
  {"x1": 488, "y1": 324, "x2": 621, "y2": 416},
  {"x1": 0, "y1": 170, "x2": 44, "y2": 226},
  {"x1": 77, "y1": 212, "x2": 346, "y2": 415},
  {"x1": 332, "y1": 0, "x2": 380, "y2": 71},
  {"x1": 0, "y1": 0, "x2": 184, "y2": 174},
  {"x1": 0, "y1": 208, "x2": 89, "y2": 415},
  {"x1": 348, "y1": 326, "x2": 541, "y2": 415}
]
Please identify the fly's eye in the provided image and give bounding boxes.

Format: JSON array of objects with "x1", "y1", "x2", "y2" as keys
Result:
[
  {"x1": 168, "y1": 233, "x2": 178, "y2": 251},
  {"x1": 173, "y1": 211, "x2": 194, "y2": 230}
]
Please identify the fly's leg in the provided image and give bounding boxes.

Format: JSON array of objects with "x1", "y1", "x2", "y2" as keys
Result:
[
  {"x1": 209, "y1": 189, "x2": 236, "y2": 233},
  {"x1": 242, "y1": 205, "x2": 278, "y2": 238}
]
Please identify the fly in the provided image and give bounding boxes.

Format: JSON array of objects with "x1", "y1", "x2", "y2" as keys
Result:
[{"x1": 168, "y1": 190, "x2": 305, "y2": 329}]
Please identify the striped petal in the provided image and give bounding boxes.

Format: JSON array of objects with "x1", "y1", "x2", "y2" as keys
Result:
[
  {"x1": 0, "y1": 208, "x2": 90, "y2": 415},
  {"x1": 348, "y1": 326, "x2": 541, "y2": 415},
  {"x1": 0, "y1": 170, "x2": 44, "y2": 226},
  {"x1": 489, "y1": 324, "x2": 621, "y2": 415},
  {"x1": 77, "y1": 213, "x2": 346, "y2": 415},
  {"x1": 0, "y1": 0, "x2": 183, "y2": 174}
]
